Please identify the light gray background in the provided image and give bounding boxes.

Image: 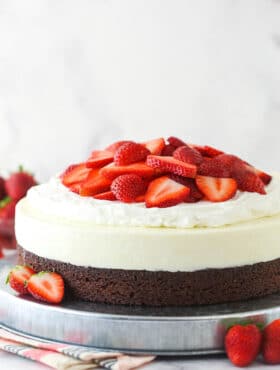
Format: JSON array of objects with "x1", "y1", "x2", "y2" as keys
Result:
[{"x1": 0, "y1": 0, "x2": 279, "y2": 181}]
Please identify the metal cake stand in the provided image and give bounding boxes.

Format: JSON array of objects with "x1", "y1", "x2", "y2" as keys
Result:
[{"x1": 0, "y1": 255, "x2": 280, "y2": 356}]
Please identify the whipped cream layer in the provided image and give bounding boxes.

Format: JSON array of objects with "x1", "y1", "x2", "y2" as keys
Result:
[
  {"x1": 15, "y1": 174, "x2": 280, "y2": 272},
  {"x1": 20, "y1": 175, "x2": 280, "y2": 228}
]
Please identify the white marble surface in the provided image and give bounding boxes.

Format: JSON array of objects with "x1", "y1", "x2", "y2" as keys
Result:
[
  {"x1": 0, "y1": 1, "x2": 280, "y2": 180},
  {"x1": 0, "y1": 351, "x2": 272, "y2": 369}
]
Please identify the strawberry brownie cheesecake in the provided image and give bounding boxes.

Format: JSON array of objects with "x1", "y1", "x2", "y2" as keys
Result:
[{"x1": 15, "y1": 137, "x2": 280, "y2": 306}]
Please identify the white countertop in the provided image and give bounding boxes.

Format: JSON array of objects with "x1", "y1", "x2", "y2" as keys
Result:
[{"x1": 0, "y1": 351, "x2": 269, "y2": 369}]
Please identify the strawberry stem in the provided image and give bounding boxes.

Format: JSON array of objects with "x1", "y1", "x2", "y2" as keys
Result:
[{"x1": 0, "y1": 196, "x2": 12, "y2": 208}]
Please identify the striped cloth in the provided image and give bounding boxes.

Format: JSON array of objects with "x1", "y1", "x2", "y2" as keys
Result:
[{"x1": 0, "y1": 328, "x2": 155, "y2": 369}]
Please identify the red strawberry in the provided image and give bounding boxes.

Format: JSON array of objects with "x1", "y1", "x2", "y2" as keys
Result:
[
  {"x1": 61, "y1": 163, "x2": 91, "y2": 187},
  {"x1": 0, "y1": 248, "x2": 3, "y2": 259},
  {"x1": 0, "y1": 177, "x2": 6, "y2": 200},
  {"x1": 93, "y1": 191, "x2": 116, "y2": 201},
  {"x1": 242, "y1": 164, "x2": 272, "y2": 186},
  {"x1": 198, "y1": 154, "x2": 243, "y2": 178},
  {"x1": 233, "y1": 167, "x2": 266, "y2": 194},
  {"x1": 0, "y1": 199, "x2": 17, "y2": 220},
  {"x1": 225, "y1": 324, "x2": 262, "y2": 367},
  {"x1": 79, "y1": 169, "x2": 112, "y2": 196},
  {"x1": 143, "y1": 138, "x2": 165, "y2": 155},
  {"x1": 146, "y1": 155, "x2": 197, "y2": 178},
  {"x1": 111, "y1": 174, "x2": 147, "y2": 203},
  {"x1": 86, "y1": 150, "x2": 114, "y2": 168},
  {"x1": 135, "y1": 194, "x2": 145, "y2": 202},
  {"x1": 6, "y1": 265, "x2": 35, "y2": 295},
  {"x1": 196, "y1": 175, "x2": 237, "y2": 202},
  {"x1": 173, "y1": 145, "x2": 203, "y2": 165},
  {"x1": 114, "y1": 142, "x2": 150, "y2": 166},
  {"x1": 167, "y1": 136, "x2": 187, "y2": 148},
  {"x1": 105, "y1": 140, "x2": 132, "y2": 153},
  {"x1": 170, "y1": 176, "x2": 203, "y2": 202},
  {"x1": 263, "y1": 319, "x2": 280, "y2": 364},
  {"x1": 162, "y1": 144, "x2": 176, "y2": 156},
  {"x1": 5, "y1": 168, "x2": 37, "y2": 201},
  {"x1": 145, "y1": 176, "x2": 190, "y2": 208},
  {"x1": 190, "y1": 144, "x2": 224, "y2": 157},
  {"x1": 27, "y1": 271, "x2": 65, "y2": 304},
  {"x1": 100, "y1": 162, "x2": 157, "y2": 180}
]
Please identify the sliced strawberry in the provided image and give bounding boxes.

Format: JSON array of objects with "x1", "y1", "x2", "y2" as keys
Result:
[
  {"x1": 143, "y1": 138, "x2": 165, "y2": 155},
  {"x1": 167, "y1": 136, "x2": 187, "y2": 148},
  {"x1": 86, "y1": 150, "x2": 114, "y2": 168},
  {"x1": 60, "y1": 163, "x2": 91, "y2": 187},
  {"x1": 79, "y1": 169, "x2": 112, "y2": 196},
  {"x1": 145, "y1": 176, "x2": 190, "y2": 208},
  {"x1": 7, "y1": 265, "x2": 35, "y2": 295},
  {"x1": 170, "y1": 175, "x2": 203, "y2": 202},
  {"x1": 196, "y1": 175, "x2": 238, "y2": 202},
  {"x1": 190, "y1": 144, "x2": 224, "y2": 157},
  {"x1": 111, "y1": 174, "x2": 147, "y2": 203},
  {"x1": 27, "y1": 271, "x2": 64, "y2": 304},
  {"x1": 242, "y1": 164, "x2": 272, "y2": 186},
  {"x1": 114, "y1": 142, "x2": 150, "y2": 166},
  {"x1": 173, "y1": 145, "x2": 203, "y2": 165},
  {"x1": 146, "y1": 155, "x2": 197, "y2": 178},
  {"x1": 135, "y1": 194, "x2": 145, "y2": 202},
  {"x1": 162, "y1": 144, "x2": 176, "y2": 156},
  {"x1": 93, "y1": 191, "x2": 116, "y2": 201},
  {"x1": 100, "y1": 162, "x2": 157, "y2": 180},
  {"x1": 105, "y1": 140, "x2": 132, "y2": 153},
  {"x1": 198, "y1": 154, "x2": 242, "y2": 178},
  {"x1": 233, "y1": 167, "x2": 266, "y2": 194}
]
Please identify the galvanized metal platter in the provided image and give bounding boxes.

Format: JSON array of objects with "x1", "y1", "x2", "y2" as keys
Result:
[{"x1": 0, "y1": 255, "x2": 280, "y2": 356}]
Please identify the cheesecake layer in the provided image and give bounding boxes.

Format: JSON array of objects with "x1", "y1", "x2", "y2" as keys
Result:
[
  {"x1": 16, "y1": 195, "x2": 280, "y2": 272},
  {"x1": 18, "y1": 245, "x2": 280, "y2": 306}
]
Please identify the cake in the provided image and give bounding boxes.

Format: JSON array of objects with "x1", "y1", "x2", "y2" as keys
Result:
[{"x1": 15, "y1": 137, "x2": 280, "y2": 306}]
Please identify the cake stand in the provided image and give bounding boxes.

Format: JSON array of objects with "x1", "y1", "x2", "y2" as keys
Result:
[{"x1": 1, "y1": 255, "x2": 280, "y2": 356}]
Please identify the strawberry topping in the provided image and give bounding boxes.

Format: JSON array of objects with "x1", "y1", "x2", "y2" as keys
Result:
[
  {"x1": 60, "y1": 136, "x2": 272, "y2": 208},
  {"x1": 27, "y1": 271, "x2": 65, "y2": 304}
]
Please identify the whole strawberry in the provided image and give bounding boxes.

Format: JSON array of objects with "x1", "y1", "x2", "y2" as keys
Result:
[
  {"x1": 5, "y1": 166, "x2": 37, "y2": 201},
  {"x1": 225, "y1": 324, "x2": 262, "y2": 367},
  {"x1": 262, "y1": 319, "x2": 280, "y2": 364},
  {"x1": 0, "y1": 177, "x2": 6, "y2": 200}
]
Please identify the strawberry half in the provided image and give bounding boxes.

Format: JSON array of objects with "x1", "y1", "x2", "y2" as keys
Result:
[
  {"x1": 143, "y1": 138, "x2": 165, "y2": 155},
  {"x1": 27, "y1": 271, "x2": 65, "y2": 304},
  {"x1": 100, "y1": 162, "x2": 157, "y2": 180},
  {"x1": 196, "y1": 175, "x2": 237, "y2": 202},
  {"x1": 233, "y1": 166, "x2": 266, "y2": 195},
  {"x1": 93, "y1": 191, "x2": 116, "y2": 201},
  {"x1": 171, "y1": 175, "x2": 203, "y2": 203},
  {"x1": 162, "y1": 144, "x2": 176, "y2": 156},
  {"x1": 225, "y1": 324, "x2": 262, "y2": 367},
  {"x1": 61, "y1": 163, "x2": 91, "y2": 187},
  {"x1": 105, "y1": 140, "x2": 132, "y2": 153},
  {"x1": 111, "y1": 174, "x2": 147, "y2": 203},
  {"x1": 167, "y1": 136, "x2": 187, "y2": 148},
  {"x1": 146, "y1": 155, "x2": 197, "y2": 178},
  {"x1": 86, "y1": 150, "x2": 114, "y2": 168},
  {"x1": 173, "y1": 145, "x2": 203, "y2": 165},
  {"x1": 79, "y1": 169, "x2": 112, "y2": 196},
  {"x1": 7, "y1": 265, "x2": 35, "y2": 295},
  {"x1": 190, "y1": 144, "x2": 224, "y2": 157},
  {"x1": 263, "y1": 319, "x2": 280, "y2": 364},
  {"x1": 145, "y1": 176, "x2": 190, "y2": 208},
  {"x1": 114, "y1": 142, "x2": 150, "y2": 166}
]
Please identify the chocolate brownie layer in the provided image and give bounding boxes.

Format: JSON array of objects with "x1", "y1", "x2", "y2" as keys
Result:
[{"x1": 18, "y1": 245, "x2": 280, "y2": 306}]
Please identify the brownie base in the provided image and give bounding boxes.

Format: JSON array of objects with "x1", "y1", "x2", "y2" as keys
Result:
[{"x1": 18, "y1": 245, "x2": 280, "y2": 306}]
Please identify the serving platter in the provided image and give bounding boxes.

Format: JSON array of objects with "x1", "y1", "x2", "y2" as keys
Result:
[{"x1": 0, "y1": 255, "x2": 280, "y2": 356}]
